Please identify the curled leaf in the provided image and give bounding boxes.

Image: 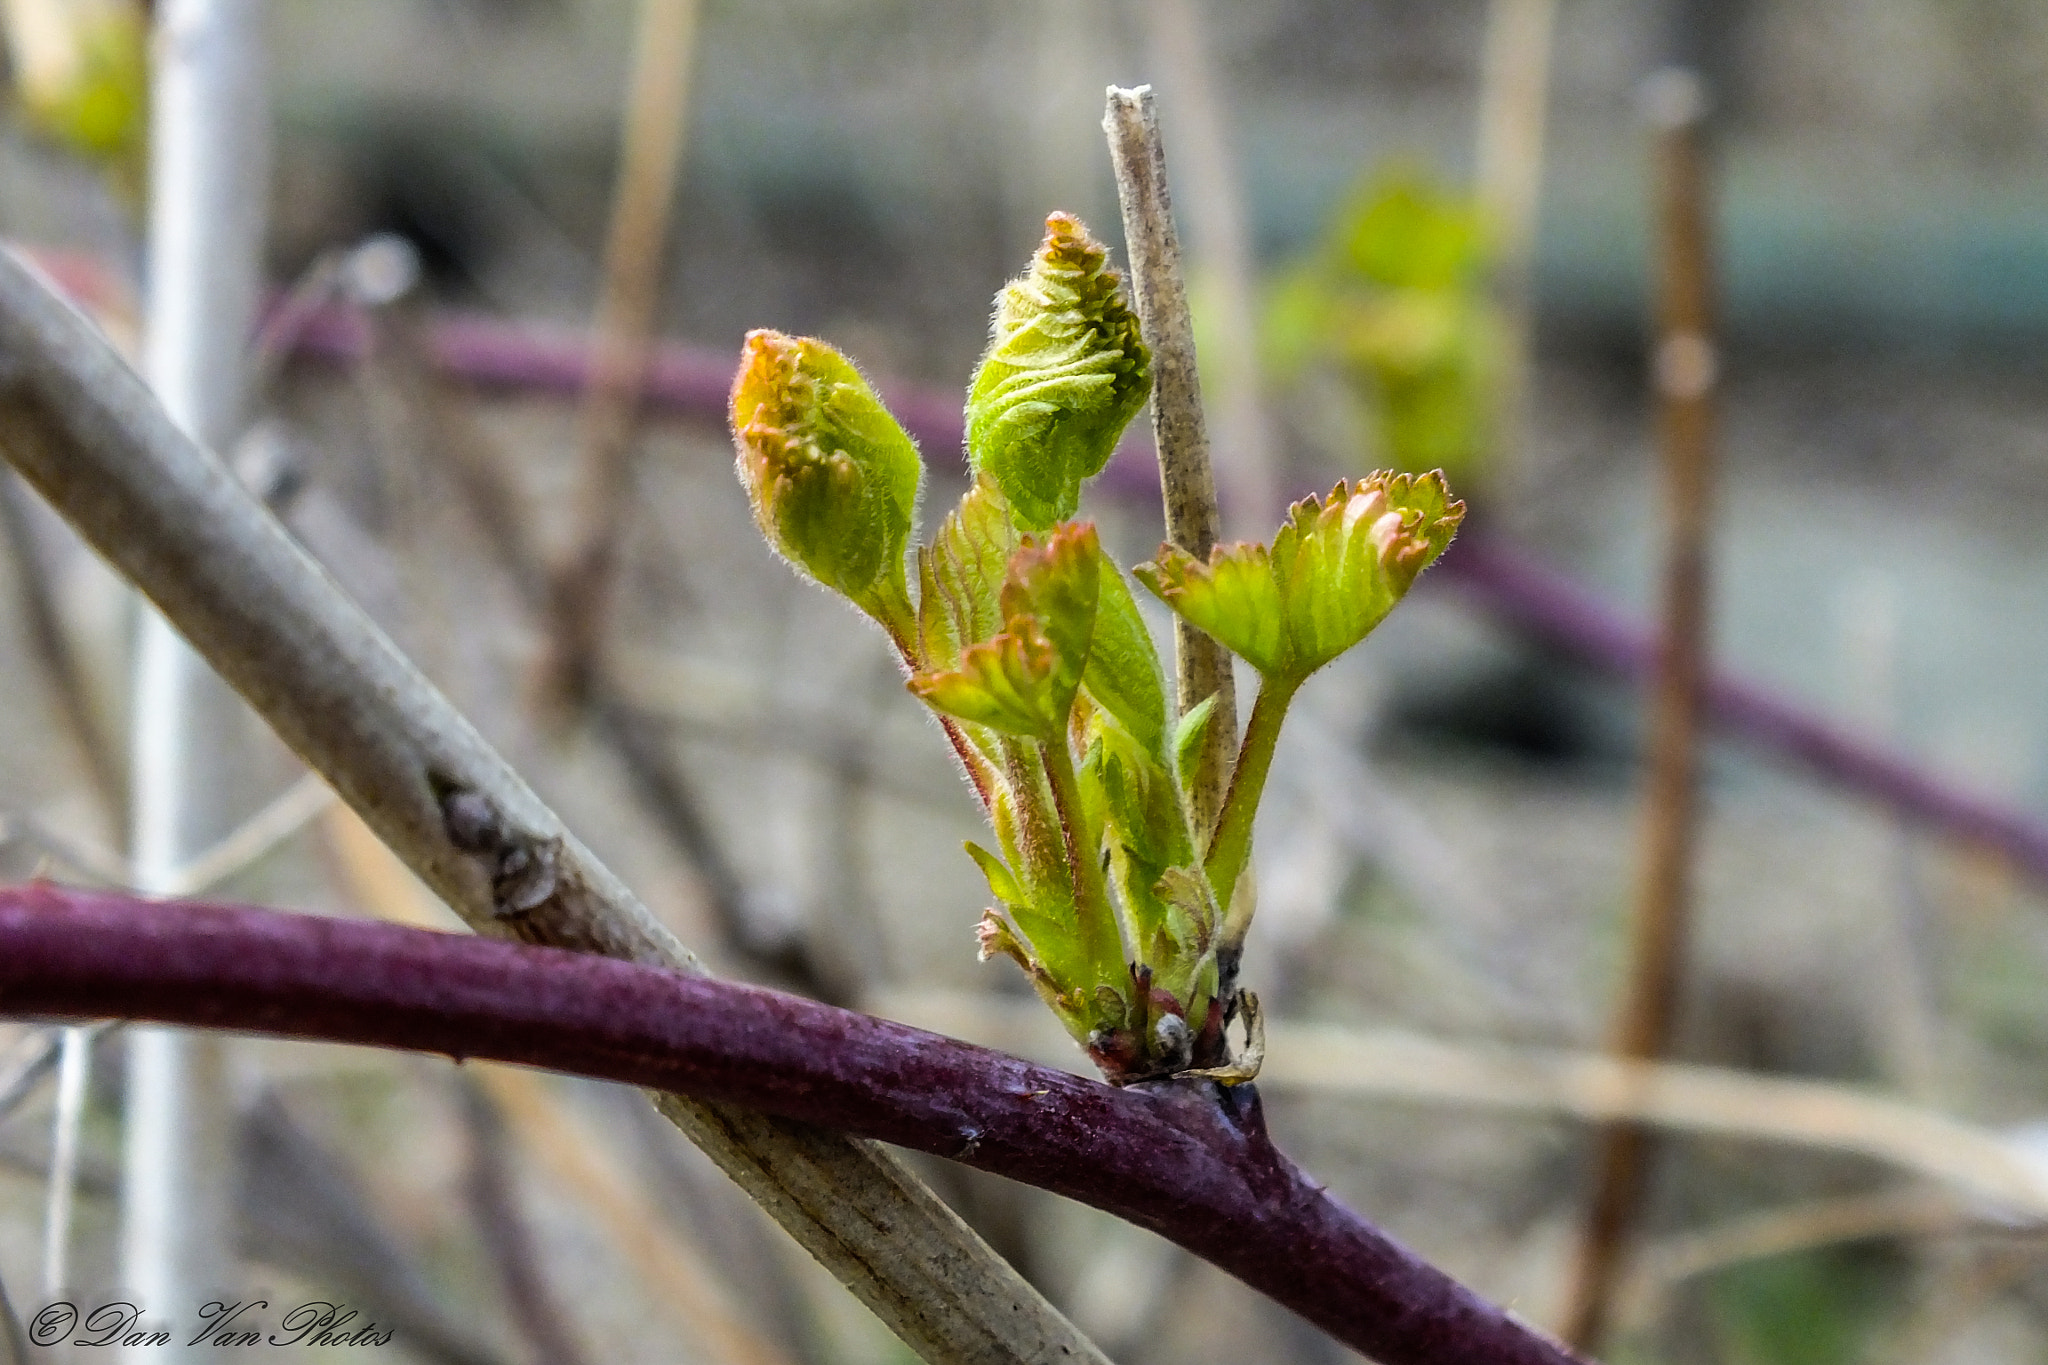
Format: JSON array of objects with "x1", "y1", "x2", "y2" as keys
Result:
[
  {"x1": 911, "y1": 521, "x2": 1110, "y2": 740},
  {"x1": 1172, "y1": 694, "x2": 1219, "y2": 796},
  {"x1": 1080, "y1": 557, "x2": 1168, "y2": 761},
  {"x1": 963, "y1": 841, "x2": 1027, "y2": 908},
  {"x1": 907, "y1": 620, "x2": 1065, "y2": 739},
  {"x1": 732, "y1": 330, "x2": 922, "y2": 634},
  {"x1": 1134, "y1": 471, "x2": 1465, "y2": 682},
  {"x1": 999, "y1": 522, "x2": 1103, "y2": 716},
  {"x1": 916, "y1": 479, "x2": 1019, "y2": 673},
  {"x1": 967, "y1": 214, "x2": 1151, "y2": 529}
]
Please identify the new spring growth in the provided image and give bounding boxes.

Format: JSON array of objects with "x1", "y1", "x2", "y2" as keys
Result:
[
  {"x1": 730, "y1": 210, "x2": 1458, "y2": 1087},
  {"x1": 1137, "y1": 471, "x2": 1464, "y2": 940},
  {"x1": 732, "y1": 330, "x2": 923, "y2": 642},
  {"x1": 967, "y1": 214, "x2": 1151, "y2": 529}
]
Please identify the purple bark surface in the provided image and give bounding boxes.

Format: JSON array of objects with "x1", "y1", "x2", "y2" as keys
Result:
[{"x1": 0, "y1": 884, "x2": 1581, "y2": 1365}]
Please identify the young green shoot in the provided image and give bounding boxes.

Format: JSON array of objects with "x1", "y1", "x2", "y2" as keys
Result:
[{"x1": 732, "y1": 215, "x2": 1461, "y2": 1084}]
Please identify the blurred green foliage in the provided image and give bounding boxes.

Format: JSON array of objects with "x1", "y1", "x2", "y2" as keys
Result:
[
  {"x1": 1264, "y1": 167, "x2": 1504, "y2": 488},
  {"x1": 3, "y1": 0, "x2": 149, "y2": 202},
  {"x1": 1707, "y1": 1247, "x2": 1895, "y2": 1365}
]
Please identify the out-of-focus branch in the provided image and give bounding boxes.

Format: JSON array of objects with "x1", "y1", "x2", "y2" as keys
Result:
[
  {"x1": 0, "y1": 774, "x2": 328, "y2": 899},
  {"x1": 537, "y1": 0, "x2": 702, "y2": 712},
  {"x1": 458, "y1": 1078, "x2": 592, "y2": 1365},
  {"x1": 157, "y1": 772, "x2": 333, "y2": 897},
  {"x1": 1560, "y1": 71, "x2": 1718, "y2": 1349},
  {"x1": 1137, "y1": 0, "x2": 1279, "y2": 528},
  {"x1": 477, "y1": 1067, "x2": 794, "y2": 1365},
  {"x1": 0, "y1": 1028, "x2": 61, "y2": 1125},
  {"x1": 239, "y1": 1093, "x2": 510, "y2": 1365},
  {"x1": 0, "y1": 885, "x2": 1588, "y2": 1365},
  {"x1": 127, "y1": 0, "x2": 271, "y2": 1329},
  {"x1": 877, "y1": 989, "x2": 2048, "y2": 1218},
  {"x1": 1615, "y1": 1188, "x2": 1976, "y2": 1334},
  {"x1": 1103, "y1": 84, "x2": 1237, "y2": 838},
  {"x1": 0, "y1": 243, "x2": 1106, "y2": 1365},
  {"x1": 39, "y1": 1023, "x2": 90, "y2": 1295},
  {"x1": 0, "y1": 472, "x2": 122, "y2": 818}
]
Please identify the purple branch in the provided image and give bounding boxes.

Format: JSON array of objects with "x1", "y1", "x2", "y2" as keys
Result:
[
  {"x1": 0, "y1": 884, "x2": 1581, "y2": 1365},
  {"x1": 1437, "y1": 536, "x2": 2048, "y2": 882}
]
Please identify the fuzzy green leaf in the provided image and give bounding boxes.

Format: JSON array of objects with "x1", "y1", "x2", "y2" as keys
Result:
[
  {"x1": 1135, "y1": 471, "x2": 1465, "y2": 683},
  {"x1": 1083, "y1": 716, "x2": 1188, "y2": 875},
  {"x1": 966, "y1": 214, "x2": 1151, "y2": 530},
  {"x1": 963, "y1": 841, "x2": 1027, "y2": 908},
  {"x1": 998, "y1": 522, "x2": 1102, "y2": 719}
]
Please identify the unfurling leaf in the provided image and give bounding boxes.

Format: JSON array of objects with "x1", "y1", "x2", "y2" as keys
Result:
[
  {"x1": 967, "y1": 214, "x2": 1151, "y2": 529},
  {"x1": 963, "y1": 841, "x2": 1027, "y2": 908},
  {"x1": 731, "y1": 330, "x2": 922, "y2": 636},
  {"x1": 1172, "y1": 694, "x2": 1219, "y2": 795},
  {"x1": 1083, "y1": 716, "x2": 1188, "y2": 879},
  {"x1": 911, "y1": 521, "x2": 1107, "y2": 739},
  {"x1": 916, "y1": 479, "x2": 1019, "y2": 673},
  {"x1": 999, "y1": 522, "x2": 1103, "y2": 713},
  {"x1": 1080, "y1": 558, "x2": 1169, "y2": 761},
  {"x1": 907, "y1": 620, "x2": 1065, "y2": 738},
  {"x1": 1135, "y1": 471, "x2": 1464, "y2": 683}
]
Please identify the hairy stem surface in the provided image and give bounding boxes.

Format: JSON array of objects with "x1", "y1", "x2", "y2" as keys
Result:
[
  {"x1": 1039, "y1": 736, "x2": 1127, "y2": 981},
  {"x1": 1203, "y1": 674, "x2": 1300, "y2": 937}
]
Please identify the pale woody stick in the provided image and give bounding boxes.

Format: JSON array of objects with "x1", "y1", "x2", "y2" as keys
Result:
[{"x1": 1102, "y1": 85, "x2": 1238, "y2": 839}]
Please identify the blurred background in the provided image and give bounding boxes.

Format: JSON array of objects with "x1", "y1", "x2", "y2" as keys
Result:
[{"x1": 3, "y1": 0, "x2": 2048, "y2": 1361}]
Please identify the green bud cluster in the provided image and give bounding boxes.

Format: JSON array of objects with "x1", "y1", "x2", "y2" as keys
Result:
[{"x1": 731, "y1": 210, "x2": 1459, "y2": 1086}]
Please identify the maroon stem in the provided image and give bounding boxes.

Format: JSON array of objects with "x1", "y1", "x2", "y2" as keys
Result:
[{"x1": 0, "y1": 883, "x2": 1583, "y2": 1365}]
